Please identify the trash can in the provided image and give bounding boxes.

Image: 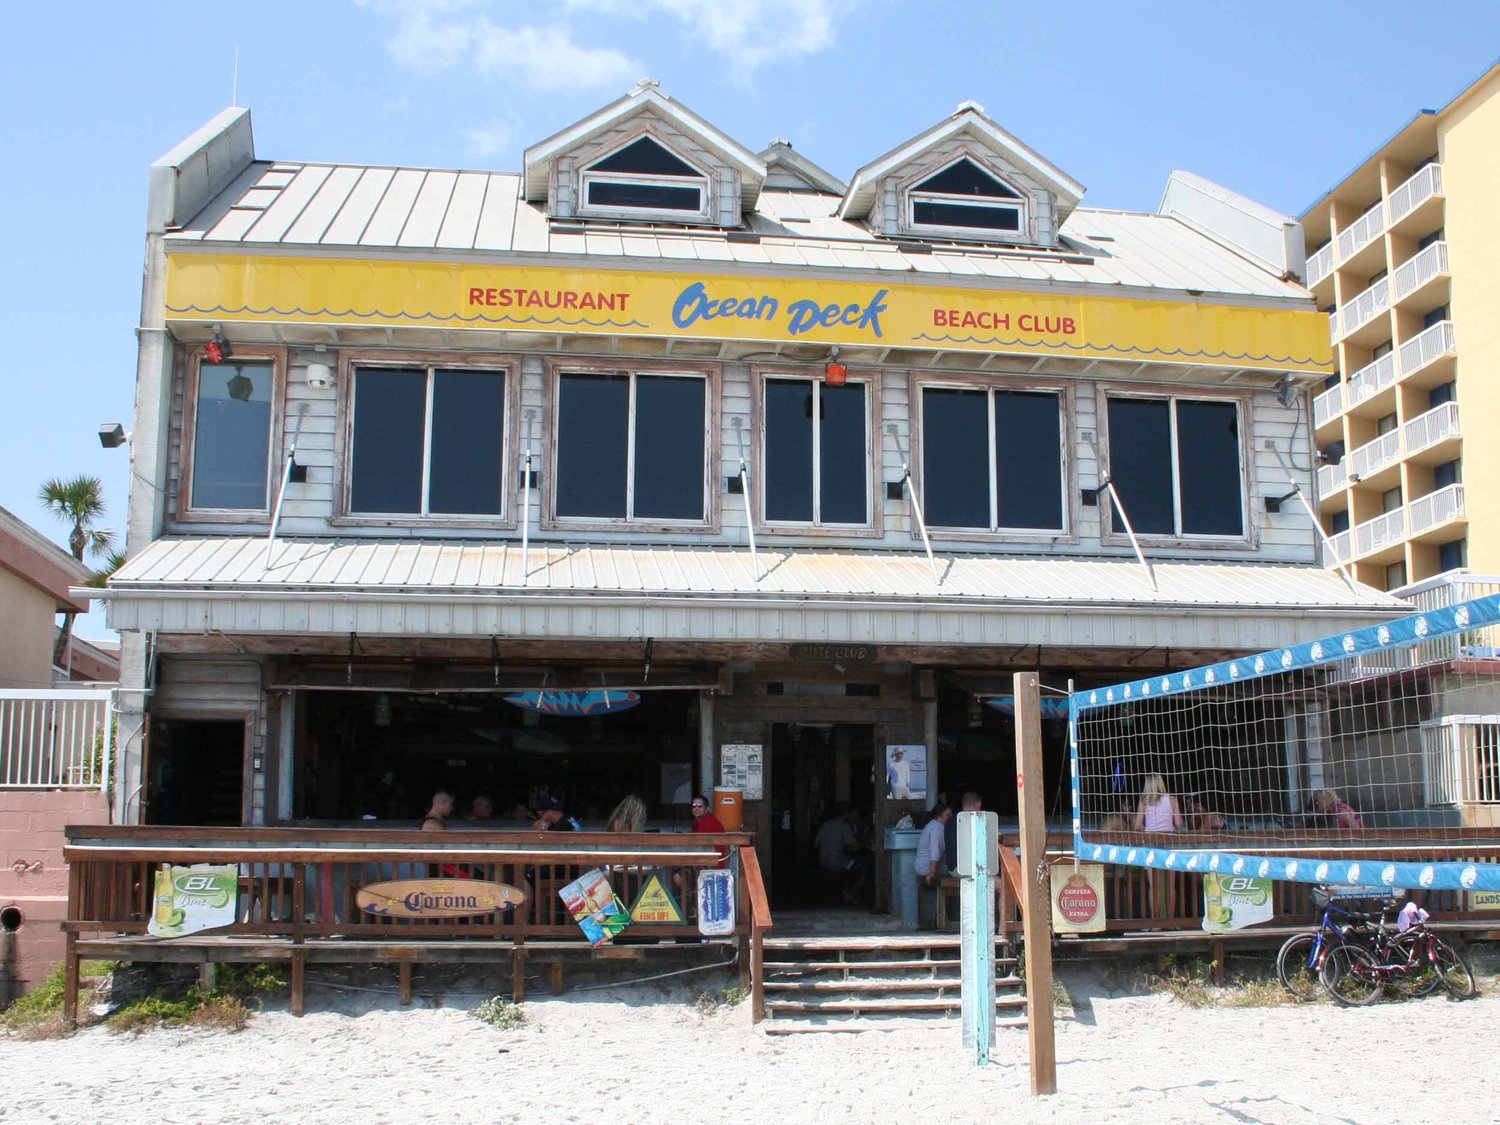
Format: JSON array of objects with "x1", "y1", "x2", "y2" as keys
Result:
[{"x1": 885, "y1": 827, "x2": 922, "y2": 929}]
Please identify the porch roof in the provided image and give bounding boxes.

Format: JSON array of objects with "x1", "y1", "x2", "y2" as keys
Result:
[{"x1": 86, "y1": 538, "x2": 1404, "y2": 652}]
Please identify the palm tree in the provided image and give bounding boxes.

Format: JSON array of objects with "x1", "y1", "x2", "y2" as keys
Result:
[
  {"x1": 38, "y1": 476, "x2": 117, "y2": 669},
  {"x1": 88, "y1": 549, "x2": 128, "y2": 589}
]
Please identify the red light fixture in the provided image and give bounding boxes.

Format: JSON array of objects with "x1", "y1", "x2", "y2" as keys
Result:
[
  {"x1": 824, "y1": 347, "x2": 847, "y2": 387},
  {"x1": 204, "y1": 324, "x2": 232, "y2": 365}
]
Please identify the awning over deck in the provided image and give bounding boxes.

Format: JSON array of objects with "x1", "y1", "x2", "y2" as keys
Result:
[{"x1": 88, "y1": 538, "x2": 1405, "y2": 652}]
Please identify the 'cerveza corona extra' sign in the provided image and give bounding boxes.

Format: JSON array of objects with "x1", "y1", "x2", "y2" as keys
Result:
[
  {"x1": 356, "y1": 878, "x2": 528, "y2": 919},
  {"x1": 164, "y1": 254, "x2": 1332, "y2": 373}
]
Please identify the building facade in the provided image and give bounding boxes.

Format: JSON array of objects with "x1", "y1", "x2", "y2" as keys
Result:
[
  {"x1": 90, "y1": 85, "x2": 1399, "y2": 908},
  {"x1": 1302, "y1": 62, "x2": 1500, "y2": 591}
]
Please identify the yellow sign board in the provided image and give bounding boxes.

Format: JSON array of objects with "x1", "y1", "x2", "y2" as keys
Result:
[
  {"x1": 164, "y1": 253, "x2": 1331, "y2": 373},
  {"x1": 1469, "y1": 889, "x2": 1500, "y2": 910},
  {"x1": 629, "y1": 872, "x2": 685, "y2": 924},
  {"x1": 356, "y1": 878, "x2": 527, "y2": 919}
]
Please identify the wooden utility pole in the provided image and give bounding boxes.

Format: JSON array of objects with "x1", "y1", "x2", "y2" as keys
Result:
[{"x1": 1015, "y1": 671, "x2": 1057, "y2": 1095}]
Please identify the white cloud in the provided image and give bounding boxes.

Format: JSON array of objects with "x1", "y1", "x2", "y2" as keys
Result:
[
  {"x1": 465, "y1": 116, "x2": 519, "y2": 159},
  {"x1": 639, "y1": 0, "x2": 852, "y2": 79}
]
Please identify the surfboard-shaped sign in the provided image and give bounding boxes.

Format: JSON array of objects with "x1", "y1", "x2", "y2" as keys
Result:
[{"x1": 356, "y1": 878, "x2": 527, "y2": 919}]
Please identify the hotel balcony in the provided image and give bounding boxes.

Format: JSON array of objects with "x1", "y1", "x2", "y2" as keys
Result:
[
  {"x1": 1409, "y1": 483, "x2": 1465, "y2": 542},
  {"x1": 1398, "y1": 320, "x2": 1457, "y2": 391},
  {"x1": 1342, "y1": 352, "x2": 1398, "y2": 420},
  {"x1": 1354, "y1": 508, "x2": 1407, "y2": 561},
  {"x1": 1331, "y1": 277, "x2": 1390, "y2": 346},
  {"x1": 1327, "y1": 529, "x2": 1352, "y2": 567},
  {"x1": 1346, "y1": 428, "x2": 1403, "y2": 490},
  {"x1": 1316, "y1": 458, "x2": 1348, "y2": 500},
  {"x1": 1307, "y1": 241, "x2": 1335, "y2": 289},
  {"x1": 1392, "y1": 240, "x2": 1450, "y2": 316},
  {"x1": 1387, "y1": 162, "x2": 1444, "y2": 235},
  {"x1": 1333, "y1": 198, "x2": 1390, "y2": 278},
  {"x1": 1312, "y1": 381, "x2": 1344, "y2": 430},
  {"x1": 1403, "y1": 400, "x2": 1461, "y2": 465}
]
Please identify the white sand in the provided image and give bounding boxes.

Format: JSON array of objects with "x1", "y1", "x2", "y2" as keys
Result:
[{"x1": 2, "y1": 980, "x2": 1497, "y2": 1124}]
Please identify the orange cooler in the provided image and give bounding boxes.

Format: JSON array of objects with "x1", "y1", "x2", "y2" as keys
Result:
[{"x1": 712, "y1": 787, "x2": 744, "y2": 830}]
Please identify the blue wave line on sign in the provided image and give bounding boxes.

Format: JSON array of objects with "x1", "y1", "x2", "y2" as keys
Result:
[
  {"x1": 910, "y1": 332, "x2": 1327, "y2": 367},
  {"x1": 164, "y1": 303, "x2": 647, "y2": 329}
]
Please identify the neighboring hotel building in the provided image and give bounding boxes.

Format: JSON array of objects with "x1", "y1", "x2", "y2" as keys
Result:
[
  {"x1": 1302, "y1": 62, "x2": 1500, "y2": 591},
  {"x1": 87, "y1": 84, "x2": 1397, "y2": 898}
]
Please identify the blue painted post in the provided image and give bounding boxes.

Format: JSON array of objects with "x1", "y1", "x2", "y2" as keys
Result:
[{"x1": 960, "y1": 809, "x2": 998, "y2": 1066}]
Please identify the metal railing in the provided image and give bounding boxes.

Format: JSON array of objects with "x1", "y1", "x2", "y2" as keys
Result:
[
  {"x1": 1348, "y1": 428, "x2": 1402, "y2": 481},
  {"x1": 1409, "y1": 483, "x2": 1465, "y2": 537},
  {"x1": 1313, "y1": 382, "x2": 1344, "y2": 428},
  {"x1": 1394, "y1": 241, "x2": 1449, "y2": 301},
  {"x1": 1333, "y1": 277, "x2": 1390, "y2": 342},
  {"x1": 1317, "y1": 460, "x2": 1348, "y2": 499},
  {"x1": 1423, "y1": 717, "x2": 1500, "y2": 806},
  {"x1": 1400, "y1": 320, "x2": 1456, "y2": 377},
  {"x1": 1346, "y1": 351, "x2": 1397, "y2": 406},
  {"x1": 1388, "y1": 162, "x2": 1443, "y2": 225},
  {"x1": 1354, "y1": 508, "x2": 1406, "y2": 557},
  {"x1": 1335, "y1": 198, "x2": 1388, "y2": 263},
  {"x1": 1326, "y1": 529, "x2": 1352, "y2": 568},
  {"x1": 1307, "y1": 241, "x2": 1336, "y2": 288},
  {"x1": 1404, "y1": 401, "x2": 1461, "y2": 458},
  {"x1": 0, "y1": 688, "x2": 113, "y2": 790}
]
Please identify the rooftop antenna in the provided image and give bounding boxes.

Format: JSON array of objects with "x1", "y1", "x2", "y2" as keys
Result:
[{"x1": 232, "y1": 42, "x2": 240, "y2": 105}]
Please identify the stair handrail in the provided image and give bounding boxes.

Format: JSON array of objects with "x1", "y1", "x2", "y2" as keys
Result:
[
  {"x1": 998, "y1": 837, "x2": 1025, "y2": 938},
  {"x1": 739, "y1": 844, "x2": 774, "y2": 1023}
]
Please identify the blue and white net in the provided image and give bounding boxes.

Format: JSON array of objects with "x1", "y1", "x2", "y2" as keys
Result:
[{"x1": 1069, "y1": 594, "x2": 1500, "y2": 892}]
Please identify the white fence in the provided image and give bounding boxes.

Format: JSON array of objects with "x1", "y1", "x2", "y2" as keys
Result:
[
  {"x1": 0, "y1": 689, "x2": 113, "y2": 789},
  {"x1": 1423, "y1": 716, "x2": 1500, "y2": 806}
]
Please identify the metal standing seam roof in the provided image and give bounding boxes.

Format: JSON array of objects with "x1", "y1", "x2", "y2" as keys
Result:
[
  {"x1": 106, "y1": 538, "x2": 1400, "y2": 613},
  {"x1": 165, "y1": 161, "x2": 1310, "y2": 302}
]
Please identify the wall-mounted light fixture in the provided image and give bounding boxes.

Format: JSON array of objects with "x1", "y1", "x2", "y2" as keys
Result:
[
  {"x1": 306, "y1": 362, "x2": 334, "y2": 389},
  {"x1": 824, "y1": 346, "x2": 847, "y2": 387},
  {"x1": 98, "y1": 422, "x2": 128, "y2": 449},
  {"x1": 204, "y1": 324, "x2": 232, "y2": 365}
]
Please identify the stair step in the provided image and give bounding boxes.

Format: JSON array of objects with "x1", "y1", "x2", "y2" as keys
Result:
[
  {"x1": 763, "y1": 957, "x2": 965, "y2": 973},
  {"x1": 765, "y1": 974, "x2": 1022, "y2": 991},
  {"x1": 762, "y1": 935, "x2": 1010, "y2": 952},
  {"x1": 766, "y1": 995, "x2": 1028, "y2": 1014},
  {"x1": 764, "y1": 1014, "x2": 1030, "y2": 1034}
]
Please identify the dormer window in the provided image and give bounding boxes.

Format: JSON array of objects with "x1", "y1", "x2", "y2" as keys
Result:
[
  {"x1": 907, "y1": 157, "x2": 1026, "y2": 237},
  {"x1": 579, "y1": 136, "x2": 711, "y2": 221}
]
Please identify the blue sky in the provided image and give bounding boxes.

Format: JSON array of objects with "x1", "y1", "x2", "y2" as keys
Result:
[{"x1": 3, "y1": 1, "x2": 1498, "y2": 639}]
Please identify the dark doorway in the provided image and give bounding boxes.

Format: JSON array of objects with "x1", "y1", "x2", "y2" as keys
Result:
[
  {"x1": 768, "y1": 722, "x2": 875, "y2": 909},
  {"x1": 145, "y1": 718, "x2": 246, "y2": 826}
]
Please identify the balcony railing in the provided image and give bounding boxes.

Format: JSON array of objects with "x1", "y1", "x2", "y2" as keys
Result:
[
  {"x1": 1307, "y1": 242, "x2": 1335, "y2": 288},
  {"x1": 1400, "y1": 320, "x2": 1456, "y2": 377},
  {"x1": 1316, "y1": 460, "x2": 1348, "y2": 499},
  {"x1": 1403, "y1": 401, "x2": 1461, "y2": 458},
  {"x1": 1347, "y1": 428, "x2": 1403, "y2": 481},
  {"x1": 1312, "y1": 383, "x2": 1344, "y2": 428},
  {"x1": 1388, "y1": 162, "x2": 1443, "y2": 225},
  {"x1": 1335, "y1": 198, "x2": 1388, "y2": 263},
  {"x1": 1326, "y1": 529, "x2": 1352, "y2": 567},
  {"x1": 1332, "y1": 278, "x2": 1390, "y2": 342},
  {"x1": 1409, "y1": 483, "x2": 1465, "y2": 536},
  {"x1": 1393, "y1": 241, "x2": 1449, "y2": 301},
  {"x1": 0, "y1": 688, "x2": 113, "y2": 789},
  {"x1": 1345, "y1": 351, "x2": 1397, "y2": 407},
  {"x1": 1354, "y1": 508, "x2": 1406, "y2": 557}
]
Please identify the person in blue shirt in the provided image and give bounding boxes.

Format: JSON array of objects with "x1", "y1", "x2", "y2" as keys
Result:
[{"x1": 943, "y1": 791, "x2": 983, "y2": 873}]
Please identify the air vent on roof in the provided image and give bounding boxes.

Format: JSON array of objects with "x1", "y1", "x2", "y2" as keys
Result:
[
  {"x1": 726, "y1": 231, "x2": 761, "y2": 244},
  {"x1": 1085, "y1": 234, "x2": 1116, "y2": 242}
]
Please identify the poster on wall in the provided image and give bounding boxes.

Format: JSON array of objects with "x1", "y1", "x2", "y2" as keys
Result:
[
  {"x1": 697, "y1": 869, "x2": 737, "y2": 936},
  {"x1": 885, "y1": 745, "x2": 928, "y2": 801},
  {"x1": 148, "y1": 864, "x2": 239, "y2": 938},
  {"x1": 661, "y1": 762, "x2": 694, "y2": 806},
  {"x1": 1050, "y1": 863, "x2": 1107, "y2": 934},
  {"x1": 1202, "y1": 873, "x2": 1275, "y2": 932},
  {"x1": 720, "y1": 744, "x2": 764, "y2": 800},
  {"x1": 558, "y1": 868, "x2": 631, "y2": 945}
]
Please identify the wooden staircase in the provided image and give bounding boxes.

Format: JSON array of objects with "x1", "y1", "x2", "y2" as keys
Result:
[{"x1": 759, "y1": 933, "x2": 1026, "y2": 1034}]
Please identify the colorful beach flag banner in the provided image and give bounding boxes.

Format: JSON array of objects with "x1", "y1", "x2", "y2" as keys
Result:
[{"x1": 559, "y1": 868, "x2": 631, "y2": 945}]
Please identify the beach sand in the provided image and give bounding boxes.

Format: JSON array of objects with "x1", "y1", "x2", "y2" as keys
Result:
[{"x1": 1, "y1": 973, "x2": 1494, "y2": 1124}]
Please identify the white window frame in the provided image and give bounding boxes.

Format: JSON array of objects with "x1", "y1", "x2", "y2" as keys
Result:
[
  {"x1": 913, "y1": 377, "x2": 1070, "y2": 539},
  {"x1": 1100, "y1": 389, "x2": 1252, "y2": 546},
  {"x1": 576, "y1": 133, "x2": 713, "y2": 224},
  {"x1": 906, "y1": 157, "x2": 1027, "y2": 240},
  {"x1": 544, "y1": 361, "x2": 719, "y2": 531},
  {"x1": 342, "y1": 360, "x2": 515, "y2": 523},
  {"x1": 753, "y1": 371, "x2": 878, "y2": 536}
]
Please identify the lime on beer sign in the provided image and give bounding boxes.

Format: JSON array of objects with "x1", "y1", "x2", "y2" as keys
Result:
[
  {"x1": 148, "y1": 864, "x2": 239, "y2": 938},
  {"x1": 1202, "y1": 873, "x2": 1273, "y2": 933}
]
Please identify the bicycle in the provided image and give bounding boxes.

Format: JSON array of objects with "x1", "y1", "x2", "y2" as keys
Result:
[
  {"x1": 1321, "y1": 916, "x2": 1477, "y2": 1006},
  {"x1": 1275, "y1": 891, "x2": 1391, "y2": 1000}
]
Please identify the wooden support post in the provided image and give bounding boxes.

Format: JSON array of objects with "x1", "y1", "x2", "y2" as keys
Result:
[
  {"x1": 290, "y1": 950, "x2": 305, "y2": 1017},
  {"x1": 198, "y1": 963, "x2": 217, "y2": 991},
  {"x1": 63, "y1": 932, "x2": 80, "y2": 1030},
  {"x1": 511, "y1": 948, "x2": 528, "y2": 1004},
  {"x1": 398, "y1": 962, "x2": 413, "y2": 1007},
  {"x1": 550, "y1": 962, "x2": 564, "y2": 996},
  {"x1": 1211, "y1": 940, "x2": 1227, "y2": 984},
  {"x1": 1015, "y1": 672, "x2": 1057, "y2": 1096}
]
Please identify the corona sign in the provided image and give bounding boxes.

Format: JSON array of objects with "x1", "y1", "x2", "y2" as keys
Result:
[{"x1": 356, "y1": 878, "x2": 527, "y2": 919}]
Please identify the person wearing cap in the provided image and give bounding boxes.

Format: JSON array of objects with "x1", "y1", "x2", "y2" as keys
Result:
[{"x1": 533, "y1": 796, "x2": 581, "y2": 832}]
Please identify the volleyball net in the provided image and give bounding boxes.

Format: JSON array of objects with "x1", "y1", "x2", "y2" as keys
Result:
[{"x1": 1069, "y1": 593, "x2": 1500, "y2": 892}]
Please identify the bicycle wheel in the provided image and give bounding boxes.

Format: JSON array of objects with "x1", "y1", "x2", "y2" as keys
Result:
[
  {"x1": 1321, "y1": 943, "x2": 1383, "y2": 1006},
  {"x1": 1276, "y1": 933, "x2": 1322, "y2": 1000},
  {"x1": 1431, "y1": 938, "x2": 1477, "y2": 1000},
  {"x1": 1385, "y1": 933, "x2": 1439, "y2": 998}
]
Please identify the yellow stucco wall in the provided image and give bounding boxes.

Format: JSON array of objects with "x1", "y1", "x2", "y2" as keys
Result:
[
  {"x1": 0, "y1": 566, "x2": 58, "y2": 688},
  {"x1": 1437, "y1": 72, "x2": 1500, "y2": 570}
]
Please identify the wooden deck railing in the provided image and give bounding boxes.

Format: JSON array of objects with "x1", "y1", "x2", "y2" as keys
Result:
[
  {"x1": 737, "y1": 844, "x2": 774, "y2": 1022},
  {"x1": 62, "y1": 826, "x2": 768, "y2": 1022}
]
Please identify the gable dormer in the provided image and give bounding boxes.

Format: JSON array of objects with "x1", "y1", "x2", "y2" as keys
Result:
[
  {"x1": 839, "y1": 101, "x2": 1084, "y2": 247},
  {"x1": 759, "y1": 139, "x2": 847, "y2": 195},
  {"x1": 523, "y1": 80, "x2": 766, "y2": 227}
]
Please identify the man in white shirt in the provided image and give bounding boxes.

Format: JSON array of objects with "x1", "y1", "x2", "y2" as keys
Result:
[{"x1": 914, "y1": 801, "x2": 952, "y2": 888}]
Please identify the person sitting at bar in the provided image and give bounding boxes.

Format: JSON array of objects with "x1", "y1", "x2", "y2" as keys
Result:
[
  {"x1": 813, "y1": 802, "x2": 869, "y2": 906},
  {"x1": 467, "y1": 795, "x2": 494, "y2": 820},
  {"x1": 916, "y1": 801, "x2": 952, "y2": 921},
  {"x1": 421, "y1": 791, "x2": 453, "y2": 832},
  {"x1": 1100, "y1": 796, "x2": 1134, "y2": 833},
  {"x1": 606, "y1": 794, "x2": 646, "y2": 833},
  {"x1": 1183, "y1": 792, "x2": 1226, "y2": 832},
  {"x1": 533, "y1": 795, "x2": 581, "y2": 831},
  {"x1": 1314, "y1": 788, "x2": 1366, "y2": 830},
  {"x1": 689, "y1": 794, "x2": 724, "y2": 834},
  {"x1": 943, "y1": 792, "x2": 982, "y2": 874}
]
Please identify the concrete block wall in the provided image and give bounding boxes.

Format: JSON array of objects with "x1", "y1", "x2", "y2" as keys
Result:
[{"x1": 0, "y1": 790, "x2": 109, "y2": 1004}]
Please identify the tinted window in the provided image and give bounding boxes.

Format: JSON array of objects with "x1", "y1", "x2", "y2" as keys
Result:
[
  {"x1": 350, "y1": 368, "x2": 426, "y2": 514},
  {"x1": 914, "y1": 158, "x2": 1020, "y2": 198},
  {"x1": 764, "y1": 379, "x2": 814, "y2": 522},
  {"x1": 587, "y1": 181, "x2": 703, "y2": 211},
  {"x1": 1330, "y1": 510, "x2": 1350, "y2": 534},
  {"x1": 1439, "y1": 538, "x2": 1467, "y2": 571},
  {"x1": 912, "y1": 201, "x2": 1021, "y2": 231},
  {"x1": 556, "y1": 374, "x2": 629, "y2": 518},
  {"x1": 994, "y1": 391, "x2": 1062, "y2": 529},
  {"x1": 819, "y1": 383, "x2": 868, "y2": 524},
  {"x1": 1175, "y1": 400, "x2": 1243, "y2": 535},
  {"x1": 1434, "y1": 459, "x2": 1461, "y2": 489},
  {"x1": 922, "y1": 388, "x2": 990, "y2": 528},
  {"x1": 591, "y1": 137, "x2": 699, "y2": 177},
  {"x1": 633, "y1": 376, "x2": 705, "y2": 521},
  {"x1": 428, "y1": 370, "x2": 505, "y2": 515},
  {"x1": 191, "y1": 361, "x2": 273, "y2": 510},
  {"x1": 1107, "y1": 399, "x2": 1174, "y2": 535}
]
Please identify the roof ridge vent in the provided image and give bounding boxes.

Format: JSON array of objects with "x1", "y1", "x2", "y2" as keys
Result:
[
  {"x1": 633, "y1": 77, "x2": 662, "y2": 95},
  {"x1": 769, "y1": 137, "x2": 791, "y2": 147},
  {"x1": 954, "y1": 99, "x2": 986, "y2": 116}
]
